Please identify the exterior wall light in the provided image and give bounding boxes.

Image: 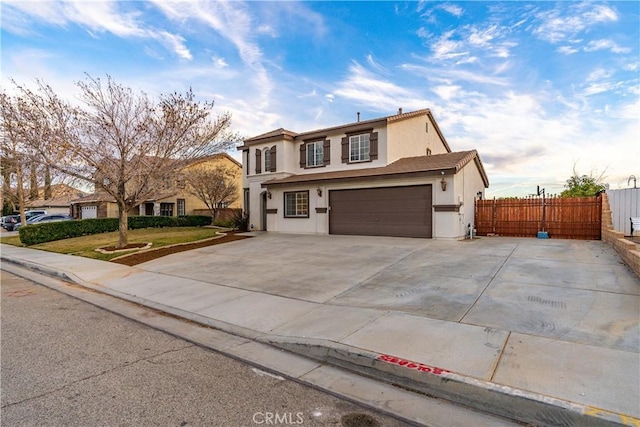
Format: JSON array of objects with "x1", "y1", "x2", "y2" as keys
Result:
[
  {"x1": 267, "y1": 191, "x2": 272, "y2": 199},
  {"x1": 440, "y1": 177, "x2": 447, "y2": 191},
  {"x1": 317, "y1": 187, "x2": 323, "y2": 197}
]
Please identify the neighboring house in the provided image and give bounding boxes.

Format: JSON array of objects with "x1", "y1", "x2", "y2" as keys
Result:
[
  {"x1": 238, "y1": 108, "x2": 489, "y2": 239},
  {"x1": 70, "y1": 153, "x2": 242, "y2": 219},
  {"x1": 70, "y1": 192, "x2": 119, "y2": 219},
  {"x1": 26, "y1": 184, "x2": 87, "y2": 215}
]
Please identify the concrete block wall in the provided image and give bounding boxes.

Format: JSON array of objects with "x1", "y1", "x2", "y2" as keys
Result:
[{"x1": 602, "y1": 193, "x2": 640, "y2": 278}]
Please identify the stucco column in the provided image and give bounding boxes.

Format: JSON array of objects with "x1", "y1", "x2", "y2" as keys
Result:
[{"x1": 153, "y1": 202, "x2": 160, "y2": 216}]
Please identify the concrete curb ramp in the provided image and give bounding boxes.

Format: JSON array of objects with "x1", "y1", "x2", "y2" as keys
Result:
[{"x1": 1, "y1": 245, "x2": 638, "y2": 427}]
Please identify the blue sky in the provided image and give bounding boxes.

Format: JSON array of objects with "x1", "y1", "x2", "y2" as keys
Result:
[{"x1": 1, "y1": 1, "x2": 638, "y2": 196}]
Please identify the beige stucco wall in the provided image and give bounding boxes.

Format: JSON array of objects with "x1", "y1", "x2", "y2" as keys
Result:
[
  {"x1": 386, "y1": 114, "x2": 449, "y2": 163},
  {"x1": 107, "y1": 202, "x2": 119, "y2": 218},
  {"x1": 264, "y1": 161, "x2": 486, "y2": 239},
  {"x1": 181, "y1": 155, "x2": 242, "y2": 210}
]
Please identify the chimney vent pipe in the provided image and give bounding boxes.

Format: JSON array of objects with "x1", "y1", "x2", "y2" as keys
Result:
[
  {"x1": 357, "y1": 112, "x2": 360, "y2": 122},
  {"x1": 398, "y1": 108, "x2": 403, "y2": 115}
]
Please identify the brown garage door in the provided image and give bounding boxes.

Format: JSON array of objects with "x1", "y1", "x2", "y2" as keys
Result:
[{"x1": 329, "y1": 185, "x2": 432, "y2": 238}]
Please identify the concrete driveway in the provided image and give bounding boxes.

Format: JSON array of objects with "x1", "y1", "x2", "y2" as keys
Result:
[{"x1": 138, "y1": 233, "x2": 639, "y2": 353}]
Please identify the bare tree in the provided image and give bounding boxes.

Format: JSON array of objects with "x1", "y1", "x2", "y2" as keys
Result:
[
  {"x1": 0, "y1": 91, "x2": 47, "y2": 224},
  {"x1": 183, "y1": 164, "x2": 239, "y2": 221},
  {"x1": 9, "y1": 75, "x2": 239, "y2": 248}
]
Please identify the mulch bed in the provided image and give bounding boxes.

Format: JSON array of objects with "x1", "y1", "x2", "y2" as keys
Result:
[{"x1": 112, "y1": 232, "x2": 250, "y2": 266}]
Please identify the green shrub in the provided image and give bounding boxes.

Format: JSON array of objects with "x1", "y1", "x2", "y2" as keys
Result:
[
  {"x1": 213, "y1": 218, "x2": 234, "y2": 228},
  {"x1": 19, "y1": 215, "x2": 212, "y2": 245}
]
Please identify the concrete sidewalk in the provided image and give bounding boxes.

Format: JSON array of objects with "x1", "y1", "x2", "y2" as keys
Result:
[{"x1": 1, "y1": 236, "x2": 638, "y2": 427}]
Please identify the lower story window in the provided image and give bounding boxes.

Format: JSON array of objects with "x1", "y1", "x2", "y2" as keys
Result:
[
  {"x1": 284, "y1": 191, "x2": 309, "y2": 218},
  {"x1": 160, "y1": 203, "x2": 174, "y2": 216},
  {"x1": 177, "y1": 199, "x2": 186, "y2": 216}
]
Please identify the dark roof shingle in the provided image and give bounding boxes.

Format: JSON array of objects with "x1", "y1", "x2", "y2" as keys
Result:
[{"x1": 262, "y1": 150, "x2": 489, "y2": 188}]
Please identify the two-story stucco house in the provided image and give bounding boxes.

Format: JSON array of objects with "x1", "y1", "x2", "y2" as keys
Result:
[{"x1": 238, "y1": 108, "x2": 489, "y2": 239}]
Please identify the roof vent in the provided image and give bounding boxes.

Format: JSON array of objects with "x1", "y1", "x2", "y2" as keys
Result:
[
  {"x1": 357, "y1": 112, "x2": 360, "y2": 122},
  {"x1": 398, "y1": 108, "x2": 403, "y2": 115}
]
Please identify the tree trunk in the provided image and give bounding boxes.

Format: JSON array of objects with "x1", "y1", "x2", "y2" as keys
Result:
[
  {"x1": 29, "y1": 164, "x2": 38, "y2": 200},
  {"x1": 16, "y1": 166, "x2": 26, "y2": 225},
  {"x1": 117, "y1": 203, "x2": 128, "y2": 249},
  {"x1": 44, "y1": 166, "x2": 52, "y2": 200}
]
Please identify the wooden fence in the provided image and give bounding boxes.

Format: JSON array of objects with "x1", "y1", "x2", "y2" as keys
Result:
[{"x1": 475, "y1": 195, "x2": 602, "y2": 240}]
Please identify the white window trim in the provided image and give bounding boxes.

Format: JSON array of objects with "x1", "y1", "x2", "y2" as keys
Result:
[
  {"x1": 306, "y1": 141, "x2": 324, "y2": 167},
  {"x1": 349, "y1": 134, "x2": 370, "y2": 163},
  {"x1": 284, "y1": 191, "x2": 309, "y2": 218},
  {"x1": 177, "y1": 198, "x2": 186, "y2": 216}
]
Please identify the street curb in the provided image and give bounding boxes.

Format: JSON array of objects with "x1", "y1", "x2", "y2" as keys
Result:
[
  {"x1": 260, "y1": 336, "x2": 629, "y2": 427},
  {"x1": 1, "y1": 254, "x2": 635, "y2": 427}
]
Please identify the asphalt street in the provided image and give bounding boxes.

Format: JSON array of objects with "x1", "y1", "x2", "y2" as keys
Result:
[{"x1": 0, "y1": 271, "x2": 409, "y2": 427}]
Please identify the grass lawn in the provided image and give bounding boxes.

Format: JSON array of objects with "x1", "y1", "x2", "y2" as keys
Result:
[{"x1": 0, "y1": 227, "x2": 222, "y2": 262}]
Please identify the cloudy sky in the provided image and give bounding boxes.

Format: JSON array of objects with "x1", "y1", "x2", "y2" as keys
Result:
[{"x1": 1, "y1": 1, "x2": 638, "y2": 196}]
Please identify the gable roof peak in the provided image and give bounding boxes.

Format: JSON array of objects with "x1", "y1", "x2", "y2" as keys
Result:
[{"x1": 245, "y1": 127, "x2": 298, "y2": 143}]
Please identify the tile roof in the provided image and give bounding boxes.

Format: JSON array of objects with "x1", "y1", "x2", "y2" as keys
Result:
[
  {"x1": 70, "y1": 191, "x2": 116, "y2": 203},
  {"x1": 244, "y1": 109, "x2": 431, "y2": 140},
  {"x1": 262, "y1": 150, "x2": 489, "y2": 188}
]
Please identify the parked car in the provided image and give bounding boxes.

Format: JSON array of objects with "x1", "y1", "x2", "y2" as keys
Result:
[
  {"x1": 14, "y1": 214, "x2": 73, "y2": 231},
  {"x1": 2, "y1": 210, "x2": 49, "y2": 231},
  {"x1": 25, "y1": 209, "x2": 47, "y2": 219},
  {"x1": 2, "y1": 215, "x2": 21, "y2": 231}
]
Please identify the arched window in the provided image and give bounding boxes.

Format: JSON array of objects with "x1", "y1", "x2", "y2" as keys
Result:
[{"x1": 264, "y1": 148, "x2": 271, "y2": 172}]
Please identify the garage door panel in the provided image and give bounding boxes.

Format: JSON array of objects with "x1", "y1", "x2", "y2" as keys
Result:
[{"x1": 329, "y1": 185, "x2": 432, "y2": 238}]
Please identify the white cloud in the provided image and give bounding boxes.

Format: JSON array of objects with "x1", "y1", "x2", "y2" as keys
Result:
[
  {"x1": 468, "y1": 24, "x2": 499, "y2": 47},
  {"x1": 155, "y1": 31, "x2": 192, "y2": 60},
  {"x1": 430, "y1": 30, "x2": 467, "y2": 60},
  {"x1": 1, "y1": 0, "x2": 192, "y2": 60},
  {"x1": 583, "y1": 82, "x2": 615, "y2": 96},
  {"x1": 333, "y1": 62, "x2": 424, "y2": 112},
  {"x1": 401, "y1": 63, "x2": 509, "y2": 86},
  {"x1": 151, "y1": 0, "x2": 273, "y2": 108},
  {"x1": 586, "y1": 68, "x2": 613, "y2": 82},
  {"x1": 440, "y1": 4, "x2": 464, "y2": 17},
  {"x1": 557, "y1": 46, "x2": 579, "y2": 55},
  {"x1": 432, "y1": 85, "x2": 462, "y2": 101},
  {"x1": 212, "y1": 56, "x2": 229, "y2": 68},
  {"x1": 532, "y1": 2, "x2": 618, "y2": 43},
  {"x1": 584, "y1": 39, "x2": 631, "y2": 54}
]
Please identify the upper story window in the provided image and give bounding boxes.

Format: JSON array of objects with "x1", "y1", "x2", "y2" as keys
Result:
[
  {"x1": 306, "y1": 141, "x2": 324, "y2": 167},
  {"x1": 255, "y1": 145, "x2": 276, "y2": 174},
  {"x1": 255, "y1": 149, "x2": 262, "y2": 174},
  {"x1": 264, "y1": 148, "x2": 271, "y2": 172},
  {"x1": 341, "y1": 131, "x2": 378, "y2": 164},
  {"x1": 349, "y1": 133, "x2": 370, "y2": 162},
  {"x1": 299, "y1": 139, "x2": 330, "y2": 169}
]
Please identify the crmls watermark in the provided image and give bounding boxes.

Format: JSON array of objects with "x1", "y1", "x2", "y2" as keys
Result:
[{"x1": 252, "y1": 412, "x2": 304, "y2": 425}]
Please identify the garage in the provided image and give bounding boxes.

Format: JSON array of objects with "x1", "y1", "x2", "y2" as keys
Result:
[
  {"x1": 329, "y1": 185, "x2": 433, "y2": 238},
  {"x1": 81, "y1": 205, "x2": 97, "y2": 219}
]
